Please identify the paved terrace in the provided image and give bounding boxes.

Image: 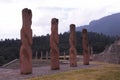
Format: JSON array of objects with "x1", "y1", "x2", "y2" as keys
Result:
[{"x1": 0, "y1": 61, "x2": 98, "y2": 80}]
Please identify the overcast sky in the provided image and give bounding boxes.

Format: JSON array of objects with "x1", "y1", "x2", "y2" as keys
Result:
[{"x1": 0, "y1": 0, "x2": 120, "y2": 39}]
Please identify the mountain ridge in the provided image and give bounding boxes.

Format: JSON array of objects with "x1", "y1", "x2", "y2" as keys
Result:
[{"x1": 76, "y1": 13, "x2": 120, "y2": 36}]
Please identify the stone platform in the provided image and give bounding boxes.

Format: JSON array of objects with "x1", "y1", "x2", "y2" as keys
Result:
[{"x1": 0, "y1": 62, "x2": 98, "y2": 80}]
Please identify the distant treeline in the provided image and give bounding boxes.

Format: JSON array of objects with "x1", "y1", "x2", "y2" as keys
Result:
[{"x1": 0, "y1": 31, "x2": 116, "y2": 65}]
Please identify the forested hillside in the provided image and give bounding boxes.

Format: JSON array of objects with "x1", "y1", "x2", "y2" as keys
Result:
[{"x1": 0, "y1": 32, "x2": 115, "y2": 65}]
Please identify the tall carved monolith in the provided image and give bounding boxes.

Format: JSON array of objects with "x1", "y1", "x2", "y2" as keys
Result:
[
  {"x1": 46, "y1": 51, "x2": 49, "y2": 60},
  {"x1": 50, "y1": 18, "x2": 60, "y2": 70},
  {"x1": 69, "y1": 24, "x2": 77, "y2": 67},
  {"x1": 89, "y1": 46, "x2": 93, "y2": 61},
  {"x1": 35, "y1": 51, "x2": 38, "y2": 60},
  {"x1": 82, "y1": 29, "x2": 89, "y2": 65},
  {"x1": 63, "y1": 51, "x2": 66, "y2": 60},
  {"x1": 20, "y1": 8, "x2": 32, "y2": 74},
  {"x1": 40, "y1": 51, "x2": 43, "y2": 60}
]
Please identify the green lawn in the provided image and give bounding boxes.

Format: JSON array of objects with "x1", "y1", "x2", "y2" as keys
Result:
[{"x1": 27, "y1": 62, "x2": 120, "y2": 80}]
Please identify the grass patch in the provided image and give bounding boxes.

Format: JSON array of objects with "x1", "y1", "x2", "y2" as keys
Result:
[{"x1": 27, "y1": 62, "x2": 120, "y2": 80}]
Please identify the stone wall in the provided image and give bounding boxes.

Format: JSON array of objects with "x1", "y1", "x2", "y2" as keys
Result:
[{"x1": 94, "y1": 40, "x2": 120, "y2": 64}]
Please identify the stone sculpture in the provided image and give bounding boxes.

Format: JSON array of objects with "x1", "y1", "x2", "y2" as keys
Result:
[
  {"x1": 20, "y1": 8, "x2": 32, "y2": 74},
  {"x1": 88, "y1": 46, "x2": 93, "y2": 61},
  {"x1": 63, "y1": 51, "x2": 66, "y2": 60},
  {"x1": 82, "y1": 29, "x2": 89, "y2": 65},
  {"x1": 69, "y1": 24, "x2": 77, "y2": 67},
  {"x1": 46, "y1": 51, "x2": 49, "y2": 60},
  {"x1": 35, "y1": 51, "x2": 38, "y2": 60},
  {"x1": 50, "y1": 18, "x2": 60, "y2": 70},
  {"x1": 40, "y1": 51, "x2": 43, "y2": 60}
]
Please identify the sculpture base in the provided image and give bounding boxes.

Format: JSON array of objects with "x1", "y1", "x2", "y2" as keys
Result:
[
  {"x1": 70, "y1": 64, "x2": 77, "y2": 67},
  {"x1": 83, "y1": 63, "x2": 89, "y2": 65},
  {"x1": 21, "y1": 71, "x2": 32, "y2": 75},
  {"x1": 51, "y1": 67, "x2": 60, "y2": 70}
]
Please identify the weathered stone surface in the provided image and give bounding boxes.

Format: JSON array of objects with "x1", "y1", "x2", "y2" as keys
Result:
[
  {"x1": 94, "y1": 40, "x2": 120, "y2": 64},
  {"x1": 82, "y1": 29, "x2": 89, "y2": 65},
  {"x1": 46, "y1": 51, "x2": 49, "y2": 60},
  {"x1": 50, "y1": 18, "x2": 60, "y2": 70},
  {"x1": 20, "y1": 8, "x2": 32, "y2": 74},
  {"x1": 69, "y1": 24, "x2": 77, "y2": 67},
  {"x1": 63, "y1": 51, "x2": 66, "y2": 60},
  {"x1": 88, "y1": 46, "x2": 93, "y2": 61},
  {"x1": 35, "y1": 51, "x2": 38, "y2": 60},
  {"x1": 40, "y1": 51, "x2": 43, "y2": 60}
]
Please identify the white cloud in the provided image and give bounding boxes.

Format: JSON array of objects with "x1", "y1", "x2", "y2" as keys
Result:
[{"x1": 0, "y1": 0, "x2": 120, "y2": 39}]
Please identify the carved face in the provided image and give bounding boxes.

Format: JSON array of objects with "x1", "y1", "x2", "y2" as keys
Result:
[
  {"x1": 51, "y1": 18, "x2": 59, "y2": 33},
  {"x1": 70, "y1": 24, "x2": 75, "y2": 32},
  {"x1": 51, "y1": 18, "x2": 58, "y2": 25},
  {"x1": 82, "y1": 29, "x2": 87, "y2": 33},
  {"x1": 22, "y1": 8, "x2": 32, "y2": 27}
]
